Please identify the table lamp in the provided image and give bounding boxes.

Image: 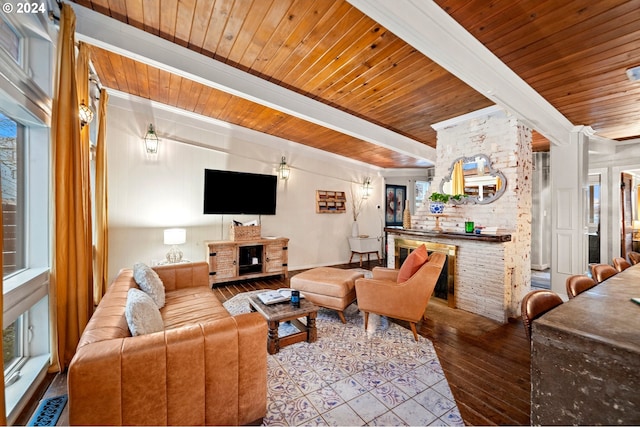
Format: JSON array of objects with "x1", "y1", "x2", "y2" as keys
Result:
[{"x1": 164, "y1": 228, "x2": 186, "y2": 263}]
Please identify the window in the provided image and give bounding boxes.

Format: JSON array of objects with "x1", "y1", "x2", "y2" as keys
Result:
[
  {"x1": 0, "y1": 18, "x2": 20, "y2": 64},
  {"x1": 588, "y1": 175, "x2": 601, "y2": 228},
  {"x1": 0, "y1": 10, "x2": 52, "y2": 424},
  {"x1": 0, "y1": 113, "x2": 25, "y2": 277}
]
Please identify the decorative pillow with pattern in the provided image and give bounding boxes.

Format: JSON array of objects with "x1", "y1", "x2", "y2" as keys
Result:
[
  {"x1": 397, "y1": 244, "x2": 429, "y2": 283},
  {"x1": 125, "y1": 288, "x2": 164, "y2": 336},
  {"x1": 133, "y1": 262, "x2": 166, "y2": 308}
]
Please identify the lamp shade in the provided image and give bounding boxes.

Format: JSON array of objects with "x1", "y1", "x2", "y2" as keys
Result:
[{"x1": 164, "y1": 228, "x2": 186, "y2": 245}]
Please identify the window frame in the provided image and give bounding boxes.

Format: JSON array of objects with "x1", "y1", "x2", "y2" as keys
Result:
[{"x1": 0, "y1": 9, "x2": 53, "y2": 425}]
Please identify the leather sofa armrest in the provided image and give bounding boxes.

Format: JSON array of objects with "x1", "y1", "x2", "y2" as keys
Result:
[
  {"x1": 68, "y1": 313, "x2": 267, "y2": 426},
  {"x1": 371, "y1": 267, "x2": 399, "y2": 281}
]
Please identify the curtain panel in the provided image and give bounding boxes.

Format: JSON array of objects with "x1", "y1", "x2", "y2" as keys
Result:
[
  {"x1": 94, "y1": 89, "x2": 109, "y2": 304},
  {"x1": 50, "y1": 3, "x2": 93, "y2": 370}
]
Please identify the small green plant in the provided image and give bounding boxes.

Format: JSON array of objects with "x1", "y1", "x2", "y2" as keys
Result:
[
  {"x1": 429, "y1": 192, "x2": 466, "y2": 203},
  {"x1": 428, "y1": 192, "x2": 451, "y2": 203}
]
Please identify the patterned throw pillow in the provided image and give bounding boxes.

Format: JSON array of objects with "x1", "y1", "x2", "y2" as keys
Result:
[
  {"x1": 397, "y1": 244, "x2": 429, "y2": 283},
  {"x1": 133, "y1": 263, "x2": 166, "y2": 308},
  {"x1": 125, "y1": 288, "x2": 164, "y2": 336}
]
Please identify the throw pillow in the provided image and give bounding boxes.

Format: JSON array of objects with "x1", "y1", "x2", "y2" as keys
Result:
[
  {"x1": 133, "y1": 262, "x2": 166, "y2": 308},
  {"x1": 125, "y1": 288, "x2": 164, "y2": 336},
  {"x1": 397, "y1": 244, "x2": 429, "y2": 283}
]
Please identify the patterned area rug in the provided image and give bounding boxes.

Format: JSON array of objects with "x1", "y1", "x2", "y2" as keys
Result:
[{"x1": 224, "y1": 292, "x2": 463, "y2": 426}]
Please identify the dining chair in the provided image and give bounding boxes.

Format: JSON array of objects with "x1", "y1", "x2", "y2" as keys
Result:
[
  {"x1": 591, "y1": 264, "x2": 618, "y2": 283},
  {"x1": 627, "y1": 251, "x2": 640, "y2": 265},
  {"x1": 521, "y1": 290, "x2": 563, "y2": 342},
  {"x1": 566, "y1": 274, "x2": 597, "y2": 299},
  {"x1": 613, "y1": 257, "x2": 631, "y2": 272}
]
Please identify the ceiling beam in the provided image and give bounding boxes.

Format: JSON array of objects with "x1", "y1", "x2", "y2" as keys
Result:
[
  {"x1": 348, "y1": 0, "x2": 575, "y2": 146},
  {"x1": 69, "y1": 2, "x2": 436, "y2": 165}
]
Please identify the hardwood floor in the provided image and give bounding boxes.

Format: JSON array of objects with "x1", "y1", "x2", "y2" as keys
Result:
[{"x1": 20, "y1": 261, "x2": 531, "y2": 426}]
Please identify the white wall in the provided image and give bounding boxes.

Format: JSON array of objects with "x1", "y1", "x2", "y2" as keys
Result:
[{"x1": 104, "y1": 94, "x2": 389, "y2": 281}]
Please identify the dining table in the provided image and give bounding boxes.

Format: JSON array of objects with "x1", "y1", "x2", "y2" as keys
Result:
[{"x1": 531, "y1": 263, "x2": 640, "y2": 425}]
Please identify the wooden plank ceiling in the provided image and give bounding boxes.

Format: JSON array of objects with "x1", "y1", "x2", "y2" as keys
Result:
[{"x1": 73, "y1": 0, "x2": 640, "y2": 168}]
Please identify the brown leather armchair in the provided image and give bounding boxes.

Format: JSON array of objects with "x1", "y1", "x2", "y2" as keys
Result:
[
  {"x1": 355, "y1": 252, "x2": 446, "y2": 341},
  {"x1": 566, "y1": 274, "x2": 597, "y2": 299}
]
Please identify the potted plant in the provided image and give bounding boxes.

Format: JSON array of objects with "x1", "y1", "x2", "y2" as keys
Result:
[
  {"x1": 428, "y1": 192, "x2": 466, "y2": 214},
  {"x1": 428, "y1": 192, "x2": 448, "y2": 214}
]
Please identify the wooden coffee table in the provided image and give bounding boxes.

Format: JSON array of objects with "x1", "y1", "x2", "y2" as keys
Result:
[{"x1": 248, "y1": 295, "x2": 319, "y2": 355}]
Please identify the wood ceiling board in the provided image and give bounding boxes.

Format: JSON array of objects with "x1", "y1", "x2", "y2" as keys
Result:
[
  {"x1": 88, "y1": 46, "x2": 427, "y2": 168},
  {"x1": 80, "y1": 0, "x2": 639, "y2": 160}
]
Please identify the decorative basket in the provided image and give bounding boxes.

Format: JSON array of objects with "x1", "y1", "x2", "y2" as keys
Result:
[{"x1": 230, "y1": 224, "x2": 261, "y2": 241}]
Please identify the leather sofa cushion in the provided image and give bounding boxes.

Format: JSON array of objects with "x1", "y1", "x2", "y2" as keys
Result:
[
  {"x1": 162, "y1": 286, "x2": 230, "y2": 330},
  {"x1": 397, "y1": 244, "x2": 429, "y2": 283}
]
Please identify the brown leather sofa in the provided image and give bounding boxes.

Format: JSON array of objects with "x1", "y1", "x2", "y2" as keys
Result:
[{"x1": 67, "y1": 262, "x2": 267, "y2": 426}]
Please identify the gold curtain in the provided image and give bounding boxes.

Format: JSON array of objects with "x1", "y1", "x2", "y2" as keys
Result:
[
  {"x1": 94, "y1": 89, "x2": 109, "y2": 304},
  {"x1": 50, "y1": 4, "x2": 93, "y2": 370},
  {"x1": 451, "y1": 159, "x2": 465, "y2": 195},
  {"x1": 77, "y1": 42, "x2": 93, "y2": 301}
]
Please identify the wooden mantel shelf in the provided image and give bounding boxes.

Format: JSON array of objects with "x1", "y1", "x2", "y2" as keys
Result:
[{"x1": 385, "y1": 227, "x2": 511, "y2": 243}]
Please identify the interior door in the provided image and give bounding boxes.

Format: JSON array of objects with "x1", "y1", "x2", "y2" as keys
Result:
[{"x1": 621, "y1": 173, "x2": 633, "y2": 257}]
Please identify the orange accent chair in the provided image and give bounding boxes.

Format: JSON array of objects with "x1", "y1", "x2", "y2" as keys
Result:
[
  {"x1": 521, "y1": 290, "x2": 563, "y2": 341},
  {"x1": 355, "y1": 249, "x2": 446, "y2": 341},
  {"x1": 566, "y1": 274, "x2": 597, "y2": 299},
  {"x1": 592, "y1": 264, "x2": 618, "y2": 283}
]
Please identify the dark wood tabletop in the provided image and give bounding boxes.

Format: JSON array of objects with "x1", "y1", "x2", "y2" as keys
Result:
[{"x1": 247, "y1": 294, "x2": 319, "y2": 322}]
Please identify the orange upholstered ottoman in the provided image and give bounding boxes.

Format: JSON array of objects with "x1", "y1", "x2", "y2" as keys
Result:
[{"x1": 290, "y1": 267, "x2": 365, "y2": 323}]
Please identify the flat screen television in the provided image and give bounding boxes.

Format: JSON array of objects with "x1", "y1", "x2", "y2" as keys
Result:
[{"x1": 203, "y1": 168, "x2": 277, "y2": 215}]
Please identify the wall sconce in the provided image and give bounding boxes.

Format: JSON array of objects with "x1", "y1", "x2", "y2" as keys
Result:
[
  {"x1": 279, "y1": 156, "x2": 290, "y2": 180},
  {"x1": 362, "y1": 177, "x2": 372, "y2": 199},
  {"x1": 78, "y1": 100, "x2": 94, "y2": 129},
  {"x1": 164, "y1": 228, "x2": 186, "y2": 263},
  {"x1": 144, "y1": 123, "x2": 159, "y2": 154}
]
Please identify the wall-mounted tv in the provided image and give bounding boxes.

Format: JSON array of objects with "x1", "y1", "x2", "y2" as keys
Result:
[{"x1": 203, "y1": 168, "x2": 277, "y2": 215}]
